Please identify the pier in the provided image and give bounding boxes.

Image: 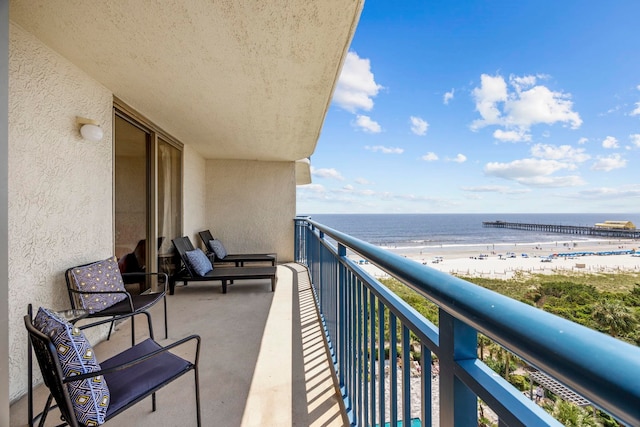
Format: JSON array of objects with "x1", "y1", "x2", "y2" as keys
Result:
[{"x1": 482, "y1": 221, "x2": 640, "y2": 239}]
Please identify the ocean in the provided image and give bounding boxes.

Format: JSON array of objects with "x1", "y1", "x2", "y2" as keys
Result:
[{"x1": 303, "y1": 213, "x2": 640, "y2": 250}]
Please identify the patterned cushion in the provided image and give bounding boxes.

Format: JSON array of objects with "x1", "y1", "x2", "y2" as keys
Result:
[
  {"x1": 184, "y1": 248, "x2": 213, "y2": 276},
  {"x1": 208, "y1": 239, "x2": 228, "y2": 259},
  {"x1": 33, "y1": 307, "x2": 109, "y2": 425},
  {"x1": 69, "y1": 257, "x2": 127, "y2": 314}
]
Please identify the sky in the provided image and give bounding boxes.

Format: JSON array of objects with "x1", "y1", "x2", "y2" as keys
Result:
[{"x1": 296, "y1": 1, "x2": 640, "y2": 215}]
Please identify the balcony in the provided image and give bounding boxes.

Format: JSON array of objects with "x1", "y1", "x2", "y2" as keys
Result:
[
  {"x1": 12, "y1": 217, "x2": 640, "y2": 426},
  {"x1": 11, "y1": 263, "x2": 347, "y2": 427}
]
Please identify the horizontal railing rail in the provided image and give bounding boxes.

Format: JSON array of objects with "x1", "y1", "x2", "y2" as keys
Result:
[{"x1": 294, "y1": 216, "x2": 640, "y2": 427}]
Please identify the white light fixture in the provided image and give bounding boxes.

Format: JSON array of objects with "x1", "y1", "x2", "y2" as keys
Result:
[{"x1": 76, "y1": 117, "x2": 104, "y2": 142}]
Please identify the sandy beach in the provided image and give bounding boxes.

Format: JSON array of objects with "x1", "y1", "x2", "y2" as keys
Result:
[{"x1": 349, "y1": 239, "x2": 640, "y2": 279}]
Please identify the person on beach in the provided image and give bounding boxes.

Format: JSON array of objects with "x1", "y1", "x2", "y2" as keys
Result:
[{"x1": 535, "y1": 385, "x2": 544, "y2": 402}]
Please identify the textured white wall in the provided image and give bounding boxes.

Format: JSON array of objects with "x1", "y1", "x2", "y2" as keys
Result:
[
  {"x1": 183, "y1": 145, "x2": 207, "y2": 244},
  {"x1": 8, "y1": 23, "x2": 113, "y2": 401},
  {"x1": 205, "y1": 160, "x2": 295, "y2": 262}
]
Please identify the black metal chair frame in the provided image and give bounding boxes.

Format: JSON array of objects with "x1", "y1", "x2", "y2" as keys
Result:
[
  {"x1": 65, "y1": 264, "x2": 169, "y2": 347},
  {"x1": 197, "y1": 230, "x2": 276, "y2": 267},
  {"x1": 25, "y1": 308, "x2": 201, "y2": 427},
  {"x1": 171, "y1": 236, "x2": 277, "y2": 294}
]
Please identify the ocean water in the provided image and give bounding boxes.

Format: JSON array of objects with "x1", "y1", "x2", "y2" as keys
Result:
[{"x1": 304, "y1": 213, "x2": 640, "y2": 250}]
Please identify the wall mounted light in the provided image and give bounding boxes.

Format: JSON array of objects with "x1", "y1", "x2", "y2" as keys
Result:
[{"x1": 76, "y1": 117, "x2": 104, "y2": 142}]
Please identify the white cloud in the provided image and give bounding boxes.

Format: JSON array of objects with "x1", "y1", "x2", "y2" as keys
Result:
[
  {"x1": 470, "y1": 73, "x2": 582, "y2": 139},
  {"x1": 517, "y1": 175, "x2": 585, "y2": 187},
  {"x1": 443, "y1": 89, "x2": 455, "y2": 105},
  {"x1": 530, "y1": 143, "x2": 590, "y2": 163},
  {"x1": 509, "y1": 74, "x2": 539, "y2": 91},
  {"x1": 354, "y1": 115, "x2": 382, "y2": 133},
  {"x1": 333, "y1": 52, "x2": 383, "y2": 113},
  {"x1": 630, "y1": 102, "x2": 640, "y2": 116},
  {"x1": 630, "y1": 134, "x2": 640, "y2": 148},
  {"x1": 355, "y1": 177, "x2": 373, "y2": 185},
  {"x1": 365, "y1": 145, "x2": 404, "y2": 154},
  {"x1": 484, "y1": 158, "x2": 584, "y2": 187},
  {"x1": 461, "y1": 185, "x2": 530, "y2": 194},
  {"x1": 569, "y1": 185, "x2": 640, "y2": 200},
  {"x1": 410, "y1": 116, "x2": 429, "y2": 136},
  {"x1": 493, "y1": 129, "x2": 531, "y2": 142},
  {"x1": 448, "y1": 154, "x2": 467, "y2": 163},
  {"x1": 471, "y1": 74, "x2": 508, "y2": 126},
  {"x1": 591, "y1": 154, "x2": 626, "y2": 171},
  {"x1": 310, "y1": 166, "x2": 344, "y2": 180},
  {"x1": 577, "y1": 137, "x2": 588, "y2": 145},
  {"x1": 421, "y1": 152, "x2": 438, "y2": 161},
  {"x1": 602, "y1": 136, "x2": 619, "y2": 149},
  {"x1": 485, "y1": 158, "x2": 571, "y2": 178},
  {"x1": 298, "y1": 183, "x2": 326, "y2": 193}
]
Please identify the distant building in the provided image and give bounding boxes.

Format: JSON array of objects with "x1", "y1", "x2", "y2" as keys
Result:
[{"x1": 594, "y1": 221, "x2": 636, "y2": 230}]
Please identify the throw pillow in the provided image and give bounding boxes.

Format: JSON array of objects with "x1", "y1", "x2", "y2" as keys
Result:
[
  {"x1": 208, "y1": 239, "x2": 228, "y2": 260},
  {"x1": 33, "y1": 307, "x2": 109, "y2": 425},
  {"x1": 69, "y1": 256, "x2": 128, "y2": 314},
  {"x1": 185, "y1": 248, "x2": 213, "y2": 276}
]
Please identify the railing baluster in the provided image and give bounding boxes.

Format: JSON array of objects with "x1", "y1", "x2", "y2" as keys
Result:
[
  {"x1": 362, "y1": 286, "x2": 369, "y2": 426},
  {"x1": 421, "y1": 343, "x2": 432, "y2": 427},
  {"x1": 350, "y1": 270, "x2": 357, "y2": 423},
  {"x1": 378, "y1": 302, "x2": 385, "y2": 426},
  {"x1": 401, "y1": 325, "x2": 411, "y2": 425},
  {"x1": 356, "y1": 277, "x2": 363, "y2": 423},
  {"x1": 338, "y1": 243, "x2": 347, "y2": 403},
  {"x1": 389, "y1": 313, "x2": 398, "y2": 426},
  {"x1": 369, "y1": 290, "x2": 377, "y2": 427}
]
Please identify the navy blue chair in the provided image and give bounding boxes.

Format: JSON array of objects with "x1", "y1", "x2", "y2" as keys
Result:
[
  {"x1": 25, "y1": 309, "x2": 201, "y2": 427},
  {"x1": 65, "y1": 256, "x2": 168, "y2": 347}
]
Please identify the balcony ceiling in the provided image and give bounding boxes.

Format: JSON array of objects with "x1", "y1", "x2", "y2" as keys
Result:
[{"x1": 10, "y1": 0, "x2": 363, "y2": 161}]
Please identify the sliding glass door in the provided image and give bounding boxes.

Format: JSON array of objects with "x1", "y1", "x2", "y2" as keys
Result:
[
  {"x1": 114, "y1": 107, "x2": 182, "y2": 292},
  {"x1": 157, "y1": 138, "x2": 182, "y2": 275}
]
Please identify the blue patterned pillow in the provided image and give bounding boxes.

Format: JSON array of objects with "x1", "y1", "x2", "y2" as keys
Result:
[
  {"x1": 69, "y1": 257, "x2": 127, "y2": 314},
  {"x1": 185, "y1": 248, "x2": 213, "y2": 276},
  {"x1": 208, "y1": 239, "x2": 228, "y2": 259},
  {"x1": 33, "y1": 307, "x2": 109, "y2": 425}
]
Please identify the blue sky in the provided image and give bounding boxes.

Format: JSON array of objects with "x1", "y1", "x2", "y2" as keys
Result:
[{"x1": 297, "y1": 1, "x2": 640, "y2": 214}]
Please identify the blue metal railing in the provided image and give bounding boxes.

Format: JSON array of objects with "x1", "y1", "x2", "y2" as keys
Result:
[{"x1": 294, "y1": 216, "x2": 640, "y2": 427}]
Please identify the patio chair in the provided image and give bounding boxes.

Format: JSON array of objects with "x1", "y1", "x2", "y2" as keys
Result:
[
  {"x1": 65, "y1": 256, "x2": 168, "y2": 347},
  {"x1": 171, "y1": 236, "x2": 277, "y2": 294},
  {"x1": 25, "y1": 307, "x2": 200, "y2": 427},
  {"x1": 198, "y1": 229, "x2": 276, "y2": 266},
  {"x1": 117, "y1": 237, "x2": 166, "y2": 294}
]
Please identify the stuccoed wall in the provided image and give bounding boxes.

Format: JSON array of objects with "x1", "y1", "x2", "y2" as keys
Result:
[
  {"x1": 205, "y1": 159, "x2": 295, "y2": 262},
  {"x1": 182, "y1": 144, "x2": 207, "y2": 243},
  {"x1": 8, "y1": 23, "x2": 113, "y2": 401}
]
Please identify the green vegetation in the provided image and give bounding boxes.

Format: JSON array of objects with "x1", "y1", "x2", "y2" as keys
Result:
[
  {"x1": 378, "y1": 272, "x2": 640, "y2": 426},
  {"x1": 456, "y1": 272, "x2": 640, "y2": 345}
]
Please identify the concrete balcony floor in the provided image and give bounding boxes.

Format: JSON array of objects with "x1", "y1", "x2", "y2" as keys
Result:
[{"x1": 11, "y1": 263, "x2": 348, "y2": 427}]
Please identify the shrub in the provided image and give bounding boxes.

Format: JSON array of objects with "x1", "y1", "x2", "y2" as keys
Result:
[{"x1": 508, "y1": 374, "x2": 529, "y2": 391}]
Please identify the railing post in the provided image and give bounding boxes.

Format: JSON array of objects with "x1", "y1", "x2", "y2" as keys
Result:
[{"x1": 439, "y1": 309, "x2": 477, "y2": 427}]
